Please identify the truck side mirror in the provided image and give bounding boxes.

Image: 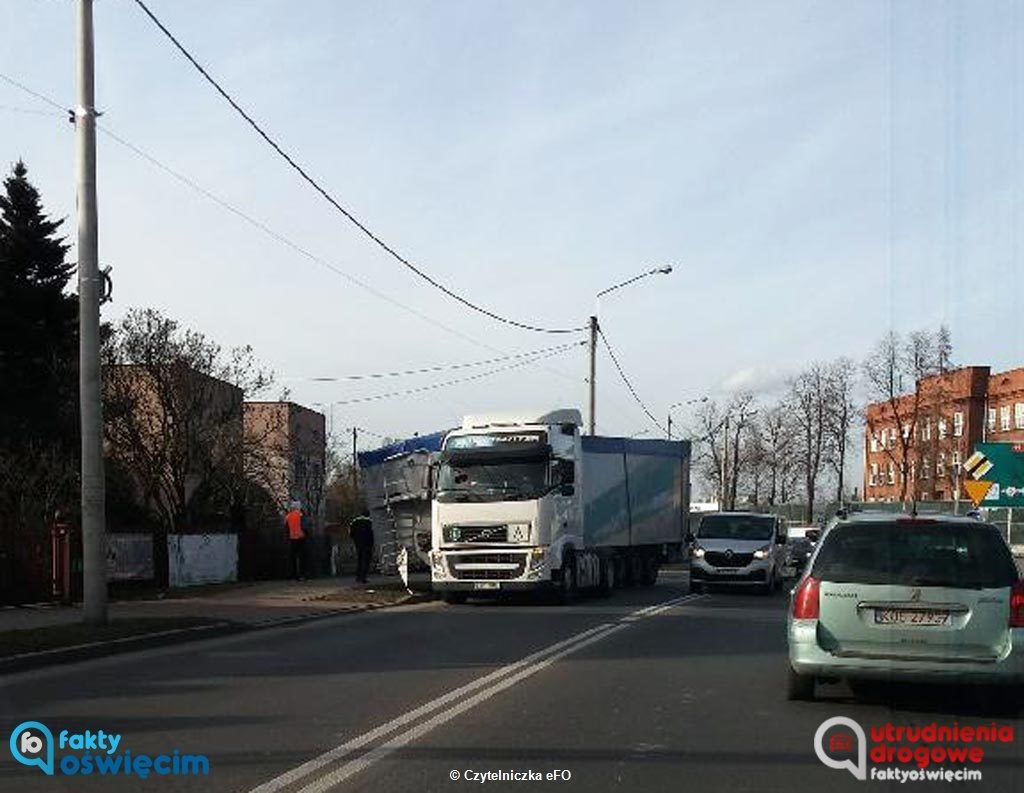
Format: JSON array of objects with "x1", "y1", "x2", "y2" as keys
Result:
[{"x1": 685, "y1": 532, "x2": 695, "y2": 543}]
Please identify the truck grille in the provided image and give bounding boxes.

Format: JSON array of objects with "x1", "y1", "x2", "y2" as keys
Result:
[
  {"x1": 704, "y1": 551, "x2": 754, "y2": 568},
  {"x1": 448, "y1": 552, "x2": 526, "y2": 580},
  {"x1": 444, "y1": 525, "x2": 508, "y2": 543}
]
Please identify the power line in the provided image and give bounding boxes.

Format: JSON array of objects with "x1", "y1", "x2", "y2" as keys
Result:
[
  {"x1": 0, "y1": 104, "x2": 65, "y2": 118},
  {"x1": 597, "y1": 327, "x2": 666, "y2": 434},
  {"x1": 281, "y1": 341, "x2": 583, "y2": 382},
  {"x1": 0, "y1": 70, "x2": 586, "y2": 389},
  {"x1": 0, "y1": 73, "x2": 68, "y2": 112},
  {"x1": 130, "y1": 0, "x2": 584, "y2": 336},
  {"x1": 325, "y1": 344, "x2": 575, "y2": 407}
]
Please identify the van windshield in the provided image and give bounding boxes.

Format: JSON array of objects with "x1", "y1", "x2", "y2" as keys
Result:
[
  {"x1": 811, "y1": 521, "x2": 1019, "y2": 588},
  {"x1": 697, "y1": 514, "x2": 775, "y2": 541}
]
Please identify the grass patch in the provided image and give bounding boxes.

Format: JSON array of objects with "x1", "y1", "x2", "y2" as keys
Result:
[{"x1": 0, "y1": 617, "x2": 219, "y2": 658}]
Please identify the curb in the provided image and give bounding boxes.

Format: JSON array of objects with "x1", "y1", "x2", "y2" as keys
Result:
[{"x1": 0, "y1": 592, "x2": 434, "y2": 675}]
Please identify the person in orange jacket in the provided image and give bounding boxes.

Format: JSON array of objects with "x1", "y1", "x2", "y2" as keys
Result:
[{"x1": 284, "y1": 501, "x2": 306, "y2": 580}]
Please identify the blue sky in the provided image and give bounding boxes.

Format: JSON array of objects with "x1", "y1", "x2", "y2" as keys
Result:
[{"x1": 1, "y1": 0, "x2": 1021, "y2": 449}]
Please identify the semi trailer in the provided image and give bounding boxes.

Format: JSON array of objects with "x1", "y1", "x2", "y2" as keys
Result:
[{"x1": 429, "y1": 408, "x2": 690, "y2": 602}]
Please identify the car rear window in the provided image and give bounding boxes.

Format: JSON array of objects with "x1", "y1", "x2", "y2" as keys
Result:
[{"x1": 811, "y1": 521, "x2": 1019, "y2": 588}]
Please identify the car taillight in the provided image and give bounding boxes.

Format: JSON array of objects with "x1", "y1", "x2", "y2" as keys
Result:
[
  {"x1": 1010, "y1": 581, "x2": 1024, "y2": 628},
  {"x1": 792, "y1": 576, "x2": 820, "y2": 620}
]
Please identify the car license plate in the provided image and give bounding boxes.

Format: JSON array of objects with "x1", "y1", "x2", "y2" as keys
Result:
[
  {"x1": 713, "y1": 568, "x2": 739, "y2": 575},
  {"x1": 473, "y1": 582, "x2": 500, "y2": 590},
  {"x1": 874, "y1": 609, "x2": 950, "y2": 626}
]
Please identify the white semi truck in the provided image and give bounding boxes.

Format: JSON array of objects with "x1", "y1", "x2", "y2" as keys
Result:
[{"x1": 429, "y1": 409, "x2": 690, "y2": 602}]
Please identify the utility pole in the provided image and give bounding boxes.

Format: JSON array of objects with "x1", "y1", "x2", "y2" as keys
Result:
[
  {"x1": 667, "y1": 414, "x2": 672, "y2": 441},
  {"x1": 76, "y1": 0, "x2": 107, "y2": 625},
  {"x1": 587, "y1": 315, "x2": 598, "y2": 436}
]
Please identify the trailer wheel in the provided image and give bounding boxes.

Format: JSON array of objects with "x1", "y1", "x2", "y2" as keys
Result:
[
  {"x1": 640, "y1": 556, "x2": 659, "y2": 587},
  {"x1": 556, "y1": 554, "x2": 577, "y2": 604},
  {"x1": 598, "y1": 557, "x2": 615, "y2": 596}
]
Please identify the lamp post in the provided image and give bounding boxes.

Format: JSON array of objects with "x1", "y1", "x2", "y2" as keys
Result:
[
  {"x1": 588, "y1": 265, "x2": 674, "y2": 435},
  {"x1": 667, "y1": 396, "x2": 708, "y2": 440}
]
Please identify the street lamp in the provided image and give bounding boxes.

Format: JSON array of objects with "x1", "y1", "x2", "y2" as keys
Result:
[
  {"x1": 588, "y1": 265, "x2": 675, "y2": 435},
  {"x1": 666, "y1": 396, "x2": 708, "y2": 440}
]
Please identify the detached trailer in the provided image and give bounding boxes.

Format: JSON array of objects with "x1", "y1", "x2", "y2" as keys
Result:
[
  {"x1": 357, "y1": 430, "x2": 448, "y2": 571},
  {"x1": 429, "y1": 409, "x2": 690, "y2": 602}
]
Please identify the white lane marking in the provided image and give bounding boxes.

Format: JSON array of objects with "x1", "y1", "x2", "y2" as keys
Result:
[
  {"x1": 247, "y1": 622, "x2": 613, "y2": 793},
  {"x1": 296, "y1": 622, "x2": 631, "y2": 793},
  {"x1": 251, "y1": 592, "x2": 703, "y2": 793}
]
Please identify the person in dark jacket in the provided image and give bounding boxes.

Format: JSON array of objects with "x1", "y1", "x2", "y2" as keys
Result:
[{"x1": 349, "y1": 513, "x2": 374, "y2": 584}]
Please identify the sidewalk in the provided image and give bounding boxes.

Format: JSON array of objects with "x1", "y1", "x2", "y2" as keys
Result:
[{"x1": 0, "y1": 574, "x2": 432, "y2": 671}]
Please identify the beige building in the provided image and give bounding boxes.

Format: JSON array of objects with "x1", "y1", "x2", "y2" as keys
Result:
[{"x1": 243, "y1": 402, "x2": 327, "y2": 525}]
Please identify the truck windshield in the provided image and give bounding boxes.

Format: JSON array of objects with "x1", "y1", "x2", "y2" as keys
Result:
[
  {"x1": 436, "y1": 460, "x2": 548, "y2": 502},
  {"x1": 697, "y1": 514, "x2": 775, "y2": 541}
]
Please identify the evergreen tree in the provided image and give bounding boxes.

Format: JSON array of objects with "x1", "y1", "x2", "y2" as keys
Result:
[{"x1": 0, "y1": 160, "x2": 78, "y2": 447}]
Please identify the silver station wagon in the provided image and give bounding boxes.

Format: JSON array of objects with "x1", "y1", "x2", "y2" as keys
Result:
[{"x1": 787, "y1": 513, "x2": 1024, "y2": 701}]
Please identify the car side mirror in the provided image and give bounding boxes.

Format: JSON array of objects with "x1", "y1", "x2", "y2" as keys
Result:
[
  {"x1": 685, "y1": 532, "x2": 695, "y2": 543},
  {"x1": 775, "y1": 534, "x2": 786, "y2": 545},
  {"x1": 559, "y1": 484, "x2": 575, "y2": 497}
]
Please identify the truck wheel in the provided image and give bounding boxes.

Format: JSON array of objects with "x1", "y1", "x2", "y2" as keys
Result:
[
  {"x1": 443, "y1": 593, "x2": 467, "y2": 605},
  {"x1": 786, "y1": 667, "x2": 815, "y2": 701},
  {"x1": 556, "y1": 556, "x2": 577, "y2": 604},
  {"x1": 641, "y1": 557, "x2": 659, "y2": 587},
  {"x1": 598, "y1": 557, "x2": 615, "y2": 596}
]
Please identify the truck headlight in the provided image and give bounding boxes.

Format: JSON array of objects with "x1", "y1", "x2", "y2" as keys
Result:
[
  {"x1": 692, "y1": 547, "x2": 705, "y2": 558},
  {"x1": 430, "y1": 551, "x2": 446, "y2": 575},
  {"x1": 529, "y1": 547, "x2": 547, "y2": 568},
  {"x1": 753, "y1": 545, "x2": 772, "y2": 560}
]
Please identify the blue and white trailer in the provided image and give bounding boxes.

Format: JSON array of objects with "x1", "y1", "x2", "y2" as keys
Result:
[{"x1": 429, "y1": 409, "x2": 690, "y2": 601}]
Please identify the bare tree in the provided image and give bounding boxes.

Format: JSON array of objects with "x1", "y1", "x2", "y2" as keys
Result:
[
  {"x1": 788, "y1": 363, "x2": 831, "y2": 522},
  {"x1": 752, "y1": 403, "x2": 796, "y2": 506},
  {"x1": 862, "y1": 329, "x2": 946, "y2": 504},
  {"x1": 725, "y1": 393, "x2": 758, "y2": 510},
  {"x1": 825, "y1": 357, "x2": 858, "y2": 505},
  {"x1": 103, "y1": 308, "x2": 275, "y2": 586}
]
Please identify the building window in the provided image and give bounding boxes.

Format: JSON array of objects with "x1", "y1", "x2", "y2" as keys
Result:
[
  {"x1": 1001, "y1": 405, "x2": 1011, "y2": 432},
  {"x1": 869, "y1": 463, "x2": 878, "y2": 486},
  {"x1": 938, "y1": 419, "x2": 947, "y2": 440},
  {"x1": 953, "y1": 411, "x2": 964, "y2": 437},
  {"x1": 910, "y1": 461, "x2": 916, "y2": 481},
  {"x1": 887, "y1": 463, "x2": 895, "y2": 485},
  {"x1": 988, "y1": 408, "x2": 997, "y2": 432},
  {"x1": 936, "y1": 453, "x2": 946, "y2": 477},
  {"x1": 922, "y1": 419, "x2": 932, "y2": 442},
  {"x1": 869, "y1": 432, "x2": 879, "y2": 453},
  {"x1": 1016, "y1": 403, "x2": 1024, "y2": 430},
  {"x1": 902, "y1": 423, "x2": 911, "y2": 441},
  {"x1": 921, "y1": 457, "x2": 930, "y2": 480},
  {"x1": 887, "y1": 428, "x2": 896, "y2": 450}
]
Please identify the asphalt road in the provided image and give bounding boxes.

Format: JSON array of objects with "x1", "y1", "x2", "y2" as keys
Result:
[{"x1": 2, "y1": 570, "x2": 1023, "y2": 793}]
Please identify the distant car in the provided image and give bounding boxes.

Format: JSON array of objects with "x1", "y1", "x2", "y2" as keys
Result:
[
  {"x1": 689, "y1": 512, "x2": 787, "y2": 594},
  {"x1": 787, "y1": 513, "x2": 1024, "y2": 701},
  {"x1": 781, "y1": 534, "x2": 816, "y2": 581}
]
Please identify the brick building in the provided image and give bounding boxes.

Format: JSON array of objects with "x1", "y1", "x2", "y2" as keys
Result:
[
  {"x1": 243, "y1": 402, "x2": 326, "y2": 521},
  {"x1": 864, "y1": 365, "x2": 1024, "y2": 502}
]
